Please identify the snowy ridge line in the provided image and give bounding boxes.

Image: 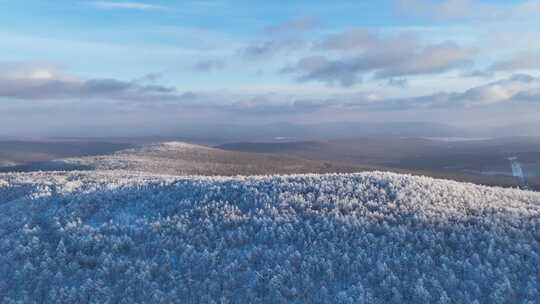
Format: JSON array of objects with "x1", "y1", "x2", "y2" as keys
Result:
[
  {"x1": 1, "y1": 170, "x2": 539, "y2": 215},
  {"x1": 109, "y1": 141, "x2": 208, "y2": 155},
  {"x1": 1, "y1": 169, "x2": 538, "y2": 196},
  {"x1": 53, "y1": 141, "x2": 366, "y2": 176},
  {"x1": 0, "y1": 170, "x2": 539, "y2": 303}
]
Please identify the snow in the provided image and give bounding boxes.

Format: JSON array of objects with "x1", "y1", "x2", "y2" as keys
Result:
[
  {"x1": 57, "y1": 141, "x2": 350, "y2": 176},
  {"x1": 60, "y1": 142, "x2": 220, "y2": 174},
  {"x1": 0, "y1": 170, "x2": 539, "y2": 303},
  {"x1": 161, "y1": 141, "x2": 207, "y2": 149},
  {"x1": 0, "y1": 160, "x2": 19, "y2": 167}
]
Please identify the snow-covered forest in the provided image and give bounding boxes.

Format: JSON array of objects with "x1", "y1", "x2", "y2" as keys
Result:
[
  {"x1": 59, "y1": 142, "x2": 360, "y2": 176},
  {"x1": 1, "y1": 171, "x2": 539, "y2": 303}
]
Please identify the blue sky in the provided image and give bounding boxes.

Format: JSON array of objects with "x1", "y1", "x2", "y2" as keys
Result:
[{"x1": 1, "y1": 0, "x2": 540, "y2": 136}]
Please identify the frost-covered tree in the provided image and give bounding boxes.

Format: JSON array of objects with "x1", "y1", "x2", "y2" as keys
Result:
[{"x1": 0, "y1": 170, "x2": 539, "y2": 303}]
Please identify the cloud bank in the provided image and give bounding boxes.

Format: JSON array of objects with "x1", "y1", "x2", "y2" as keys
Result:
[
  {"x1": 192, "y1": 60, "x2": 226, "y2": 72},
  {"x1": 281, "y1": 30, "x2": 476, "y2": 86},
  {"x1": 1, "y1": 63, "x2": 538, "y2": 116}
]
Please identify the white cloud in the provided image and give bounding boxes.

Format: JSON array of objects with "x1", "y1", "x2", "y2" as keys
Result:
[
  {"x1": 489, "y1": 50, "x2": 540, "y2": 72},
  {"x1": 90, "y1": 1, "x2": 168, "y2": 11},
  {"x1": 0, "y1": 62, "x2": 73, "y2": 81},
  {"x1": 397, "y1": 0, "x2": 540, "y2": 21},
  {"x1": 2, "y1": 61, "x2": 539, "y2": 133},
  {"x1": 403, "y1": 74, "x2": 540, "y2": 108},
  {"x1": 192, "y1": 59, "x2": 226, "y2": 72},
  {"x1": 264, "y1": 17, "x2": 321, "y2": 34},
  {"x1": 239, "y1": 38, "x2": 306, "y2": 60},
  {"x1": 282, "y1": 30, "x2": 476, "y2": 86},
  {"x1": 0, "y1": 63, "x2": 177, "y2": 101}
]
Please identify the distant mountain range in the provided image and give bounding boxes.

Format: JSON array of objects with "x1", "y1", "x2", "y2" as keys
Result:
[
  {"x1": 487, "y1": 122, "x2": 540, "y2": 138},
  {"x1": 157, "y1": 121, "x2": 540, "y2": 144},
  {"x1": 34, "y1": 121, "x2": 540, "y2": 144},
  {"x1": 171, "y1": 122, "x2": 466, "y2": 143}
]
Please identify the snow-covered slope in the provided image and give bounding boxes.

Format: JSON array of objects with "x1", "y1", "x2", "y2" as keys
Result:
[
  {"x1": 1, "y1": 171, "x2": 539, "y2": 303},
  {"x1": 61, "y1": 141, "x2": 361, "y2": 176}
]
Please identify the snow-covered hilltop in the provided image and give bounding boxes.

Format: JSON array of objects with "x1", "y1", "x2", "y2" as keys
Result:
[
  {"x1": 61, "y1": 141, "x2": 361, "y2": 176},
  {"x1": 1, "y1": 170, "x2": 539, "y2": 303}
]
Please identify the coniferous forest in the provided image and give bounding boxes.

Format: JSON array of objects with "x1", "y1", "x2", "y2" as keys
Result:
[{"x1": 1, "y1": 171, "x2": 539, "y2": 303}]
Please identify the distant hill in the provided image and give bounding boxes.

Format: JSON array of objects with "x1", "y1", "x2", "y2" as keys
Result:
[
  {"x1": 61, "y1": 141, "x2": 367, "y2": 175},
  {"x1": 218, "y1": 137, "x2": 540, "y2": 190},
  {"x1": 133, "y1": 121, "x2": 467, "y2": 144},
  {"x1": 56, "y1": 122, "x2": 460, "y2": 145},
  {"x1": 0, "y1": 140, "x2": 133, "y2": 168},
  {"x1": 217, "y1": 138, "x2": 446, "y2": 164},
  {"x1": 488, "y1": 122, "x2": 540, "y2": 138}
]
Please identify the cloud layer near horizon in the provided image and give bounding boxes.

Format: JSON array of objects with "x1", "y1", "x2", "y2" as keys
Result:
[
  {"x1": 1, "y1": 0, "x2": 540, "y2": 135},
  {"x1": 1, "y1": 62, "x2": 538, "y2": 114}
]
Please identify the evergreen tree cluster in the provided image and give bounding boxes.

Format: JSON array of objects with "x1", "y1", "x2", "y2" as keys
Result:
[{"x1": 1, "y1": 171, "x2": 539, "y2": 303}]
